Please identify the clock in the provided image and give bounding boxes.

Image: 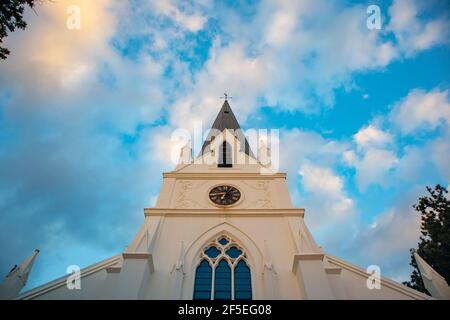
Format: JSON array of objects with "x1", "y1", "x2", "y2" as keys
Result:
[{"x1": 209, "y1": 185, "x2": 241, "y2": 206}]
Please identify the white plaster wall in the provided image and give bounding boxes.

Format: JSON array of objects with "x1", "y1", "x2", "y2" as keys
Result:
[{"x1": 138, "y1": 215, "x2": 303, "y2": 299}]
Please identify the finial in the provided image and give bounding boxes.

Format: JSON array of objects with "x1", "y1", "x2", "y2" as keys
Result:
[{"x1": 220, "y1": 93, "x2": 232, "y2": 101}]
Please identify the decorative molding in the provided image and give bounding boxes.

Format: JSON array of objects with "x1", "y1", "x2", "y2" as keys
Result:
[
  {"x1": 122, "y1": 252, "x2": 152, "y2": 260},
  {"x1": 174, "y1": 180, "x2": 208, "y2": 209},
  {"x1": 144, "y1": 208, "x2": 305, "y2": 217},
  {"x1": 295, "y1": 253, "x2": 325, "y2": 261},
  {"x1": 122, "y1": 252, "x2": 154, "y2": 273},
  {"x1": 292, "y1": 253, "x2": 325, "y2": 273},
  {"x1": 242, "y1": 180, "x2": 274, "y2": 209},
  {"x1": 106, "y1": 266, "x2": 122, "y2": 274},
  {"x1": 163, "y1": 172, "x2": 287, "y2": 179},
  {"x1": 325, "y1": 267, "x2": 342, "y2": 275}
]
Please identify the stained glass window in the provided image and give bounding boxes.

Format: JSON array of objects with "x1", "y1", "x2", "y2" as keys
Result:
[
  {"x1": 218, "y1": 238, "x2": 229, "y2": 246},
  {"x1": 205, "y1": 246, "x2": 220, "y2": 258},
  {"x1": 193, "y1": 260, "x2": 212, "y2": 300},
  {"x1": 225, "y1": 246, "x2": 242, "y2": 259},
  {"x1": 214, "y1": 260, "x2": 231, "y2": 300},
  {"x1": 193, "y1": 236, "x2": 252, "y2": 300},
  {"x1": 234, "y1": 260, "x2": 252, "y2": 300}
]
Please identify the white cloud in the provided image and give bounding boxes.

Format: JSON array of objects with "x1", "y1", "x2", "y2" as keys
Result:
[
  {"x1": 165, "y1": 0, "x2": 419, "y2": 127},
  {"x1": 394, "y1": 132, "x2": 450, "y2": 183},
  {"x1": 296, "y1": 162, "x2": 357, "y2": 255},
  {"x1": 346, "y1": 188, "x2": 423, "y2": 282},
  {"x1": 347, "y1": 124, "x2": 398, "y2": 191},
  {"x1": 346, "y1": 87, "x2": 450, "y2": 191},
  {"x1": 265, "y1": 9, "x2": 297, "y2": 46},
  {"x1": 388, "y1": 0, "x2": 450, "y2": 54},
  {"x1": 0, "y1": 0, "x2": 172, "y2": 287},
  {"x1": 167, "y1": 41, "x2": 272, "y2": 130},
  {"x1": 150, "y1": 0, "x2": 207, "y2": 32},
  {"x1": 365, "y1": 208, "x2": 420, "y2": 256},
  {"x1": 345, "y1": 124, "x2": 398, "y2": 191},
  {"x1": 429, "y1": 134, "x2": 450, "y2": 181},
  {"x1": 146, "y1": 0, "x2": 450, "y2": 134},
  {"x1": 280, "y1": 129, "x2": 348, "y2": 181},
  {"x1": 273, "y1": 129, "x2": 356, "y2": 247},
  {"x1": 390, "y1": 88, "x2": 450, "y2": 135},
  {"x1": 299, "y1": 163, "x2": 355, "y2": 227},
  {"x1": 354, "y1": 124, "x2": 393, "y2": 149},
  {"x1": 353, "y1": 148, "x2": 399, "y2": 191},
  {"x1": 299, "y1": 164, "x2": 345, "y2": 198}
]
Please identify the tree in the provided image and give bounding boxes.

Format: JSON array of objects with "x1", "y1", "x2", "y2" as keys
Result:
[
  {"x1": 0, "y1": 0, "x2": 37, "y2": 60},
  {"x1": 403, "y1": 185, "x2": 450, "y2": 294}
]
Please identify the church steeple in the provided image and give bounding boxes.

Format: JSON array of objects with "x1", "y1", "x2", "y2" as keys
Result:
[{"x1": 200, "y1": 99, "x2": 255, "y2": 158}]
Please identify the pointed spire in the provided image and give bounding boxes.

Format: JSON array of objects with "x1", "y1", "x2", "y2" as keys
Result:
[
  {"x1": 414, "y1": 252, "x2": 450, "y2": 299},
  {"x1": 200, "y1": 100, "x2": 255, "y2": 158},
  {"x1": 0, "y1": 249, "x2": 39, "y2": 299}
]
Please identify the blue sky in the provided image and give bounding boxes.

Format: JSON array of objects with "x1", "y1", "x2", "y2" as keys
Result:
[{"x1": 0, "y1": 0, "x2": 449, "y2": 291}]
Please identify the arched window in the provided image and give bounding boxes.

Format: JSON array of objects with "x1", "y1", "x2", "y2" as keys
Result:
[
  {"x1": 214, "y1": 260, "x2": 231, "y2": 299},
  {"x1": 234, "y1": 260, "x2": 252, "y2": 300},
  {"x1": 193, "y1": 260, "x2": 212, "y2": 300},
  {"x1": 193, "y1": 235, "x2": 252, "y2": 300},
  {"x1": 218, "y1": 141, "x2": 232, "y2": 167}
]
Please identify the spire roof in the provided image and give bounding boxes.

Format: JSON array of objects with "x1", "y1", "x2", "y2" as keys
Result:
[{"x1": 200, "y1": 100, "x2": 255, "y2": 158}]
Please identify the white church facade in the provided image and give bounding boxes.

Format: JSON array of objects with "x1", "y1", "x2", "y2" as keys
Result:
[{"x1": 10, "y1": 101, "x2": 436, "y2": 300}]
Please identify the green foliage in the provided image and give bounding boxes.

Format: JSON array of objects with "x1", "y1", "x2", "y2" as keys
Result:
[
  {"x1": 0, "y1": 0, "x2": 36, "y2": 60},
  {"x1": 403, "y1": 185, "x2": 450, "y2": 295}
]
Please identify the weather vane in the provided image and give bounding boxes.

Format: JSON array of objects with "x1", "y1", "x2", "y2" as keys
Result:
[{"x1": 220, "y1": 93, "x2": 232, "y2": 101}]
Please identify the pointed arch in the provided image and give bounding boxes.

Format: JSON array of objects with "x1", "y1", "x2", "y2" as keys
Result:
[
  {"x1": 183, "y1": 222, "x2": 264, "y2": 299},
  {"x1": 192, "y1": 235, "x2": 252, "y2": 300},
  {"x1": 184, "y1": 221, "x2": 263, "y2": 263}
]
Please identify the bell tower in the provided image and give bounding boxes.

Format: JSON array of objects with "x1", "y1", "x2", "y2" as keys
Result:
[{"x1": 120, "y1": 98, "x2": 331, "y2": 300}]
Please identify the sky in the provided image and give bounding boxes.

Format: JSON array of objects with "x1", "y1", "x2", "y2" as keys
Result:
[{"x1": 0, "y1": 0, "x2": 449, "y2": 291}]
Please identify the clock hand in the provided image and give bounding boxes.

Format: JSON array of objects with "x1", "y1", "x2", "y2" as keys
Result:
[
  {"x1": 222, "y1": 189, "x2": 232, "y2": 200},
  {"x1": 210, "y1": 192, "x2": 226, "y2": 196}
]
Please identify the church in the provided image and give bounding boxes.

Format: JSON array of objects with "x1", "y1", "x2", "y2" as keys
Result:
[{"x1": 12, "y1": 100, "x2": 434, "y2": 300}]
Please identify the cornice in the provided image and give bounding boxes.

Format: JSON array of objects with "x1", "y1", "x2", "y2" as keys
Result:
[
  {"x1": 162, "y1": 172, "x2": 287, "y2": 179},
  {"x1": 144, "y1": 208, "x2": 305, "y2": 217},
  {"x1": 292, "y1": 253, "x2": 325, "y2": 272},
  {"x1": 123, "y1": 252, "x2": 152, "y2": 260}
]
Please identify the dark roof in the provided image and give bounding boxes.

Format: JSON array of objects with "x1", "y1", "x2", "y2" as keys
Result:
[{"x1": 200, "y1": 100, "x2": 255, "y2": 158}]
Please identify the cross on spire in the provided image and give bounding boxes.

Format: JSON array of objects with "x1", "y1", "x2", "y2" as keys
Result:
[{"x1": 220, "y1": 93, "x2": 232, "y2": 101}]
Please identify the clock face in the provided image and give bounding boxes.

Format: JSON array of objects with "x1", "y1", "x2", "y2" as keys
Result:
[{"x1": 209, "y1": 185, "x2": 241, "y2": 206}]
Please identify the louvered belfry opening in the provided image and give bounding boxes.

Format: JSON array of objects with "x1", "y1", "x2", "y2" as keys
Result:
[{"x1": 218, "y1": 141, "x2": 233, "y2": 167}]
